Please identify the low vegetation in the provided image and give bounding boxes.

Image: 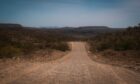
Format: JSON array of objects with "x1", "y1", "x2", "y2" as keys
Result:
[
  {"x1": 88, "y1": 24, "x2": 140, "y2": 72},
  {"x1": 89, "y1": 24, "x2": 140, "y2": 51},
  {"x1": 0, "y1": 25, "x2": 70, "y2": 58}
]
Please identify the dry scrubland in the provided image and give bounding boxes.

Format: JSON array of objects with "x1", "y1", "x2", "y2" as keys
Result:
[
  {"x1": 0, "y1": 25, "x2": 71, "y2": 83},
  {"x1": 0, "y1": 23, "x2": 140, "y2": 83},
  {"x1": 0, "y1": 25, "x2": 70, "y2": 60},
  {"x1": 88, "y1": 24, "x2": 140, "y2": 72}
]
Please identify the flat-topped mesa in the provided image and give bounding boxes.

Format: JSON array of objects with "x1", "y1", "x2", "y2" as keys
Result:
[
  {"x1": 78, "y1": 26, "x2": 110, "y2": 29},
  {"x1": 0, "y1": 23, "x2": 22, "y2": 28}
]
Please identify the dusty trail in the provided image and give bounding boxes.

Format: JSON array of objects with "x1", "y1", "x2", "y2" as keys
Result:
[{"x1": 1, "y1": 42, "x2": 140, "y2": 84}]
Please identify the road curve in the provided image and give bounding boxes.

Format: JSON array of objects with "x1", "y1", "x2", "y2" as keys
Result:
[{"x1": 3, "y1": 42, "x2": 140, "y2": 84}]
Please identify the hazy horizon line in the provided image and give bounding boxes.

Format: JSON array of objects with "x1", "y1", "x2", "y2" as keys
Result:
[{"x1": 0, "y1": 22, "x2": 129, "y2": 28}]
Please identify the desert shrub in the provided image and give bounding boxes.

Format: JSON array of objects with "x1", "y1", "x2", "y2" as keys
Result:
[
  {"x1": 0, "y1": 46, "x2": 22, "y2": 58},
  {"x1": 45, "y1": 42, "x2": 69, "y2": 51},
  {"x1": 89, "y1": 24, "x2": 140, "y2": 52},
  {"x1": 52, "y1": 42, "x2": 69, "y2": 51},
  {"x1": 0, "y1": 26, "x2": 69, "y2": 58}
]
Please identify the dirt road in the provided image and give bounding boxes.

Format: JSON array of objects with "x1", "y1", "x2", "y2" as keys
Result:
[{"x1": 1, "y1": 42, "x2": 140, "y2": 84}]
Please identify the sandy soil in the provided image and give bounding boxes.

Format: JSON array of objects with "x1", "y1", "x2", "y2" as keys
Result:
[
  {"x1": 0, "y1": 42, "x2": 140, "y2": 84},
  {"x1": 88, "y1": 50, "x2": 140, "y2": 73}
]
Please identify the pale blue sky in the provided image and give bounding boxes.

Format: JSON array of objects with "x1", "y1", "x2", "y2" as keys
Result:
[{"x1": 0, "y1": 0, "x2": 140, "y2": 28}]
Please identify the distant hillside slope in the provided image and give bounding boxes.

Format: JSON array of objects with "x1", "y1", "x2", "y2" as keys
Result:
[
  {"x1": 0, "y1": 23, "x2": 125, "y2": 40},
  {"x1": 45, "y1": 26, "x2": 125, "y2": 40}
]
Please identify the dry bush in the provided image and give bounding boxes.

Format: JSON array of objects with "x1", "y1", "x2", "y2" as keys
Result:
[
  {"x1": 0, "y1": 26, "x2": 70, "y2": 58},
  {"x1": 89, "y1": 24, "x2": 140, "y2": 52}
]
